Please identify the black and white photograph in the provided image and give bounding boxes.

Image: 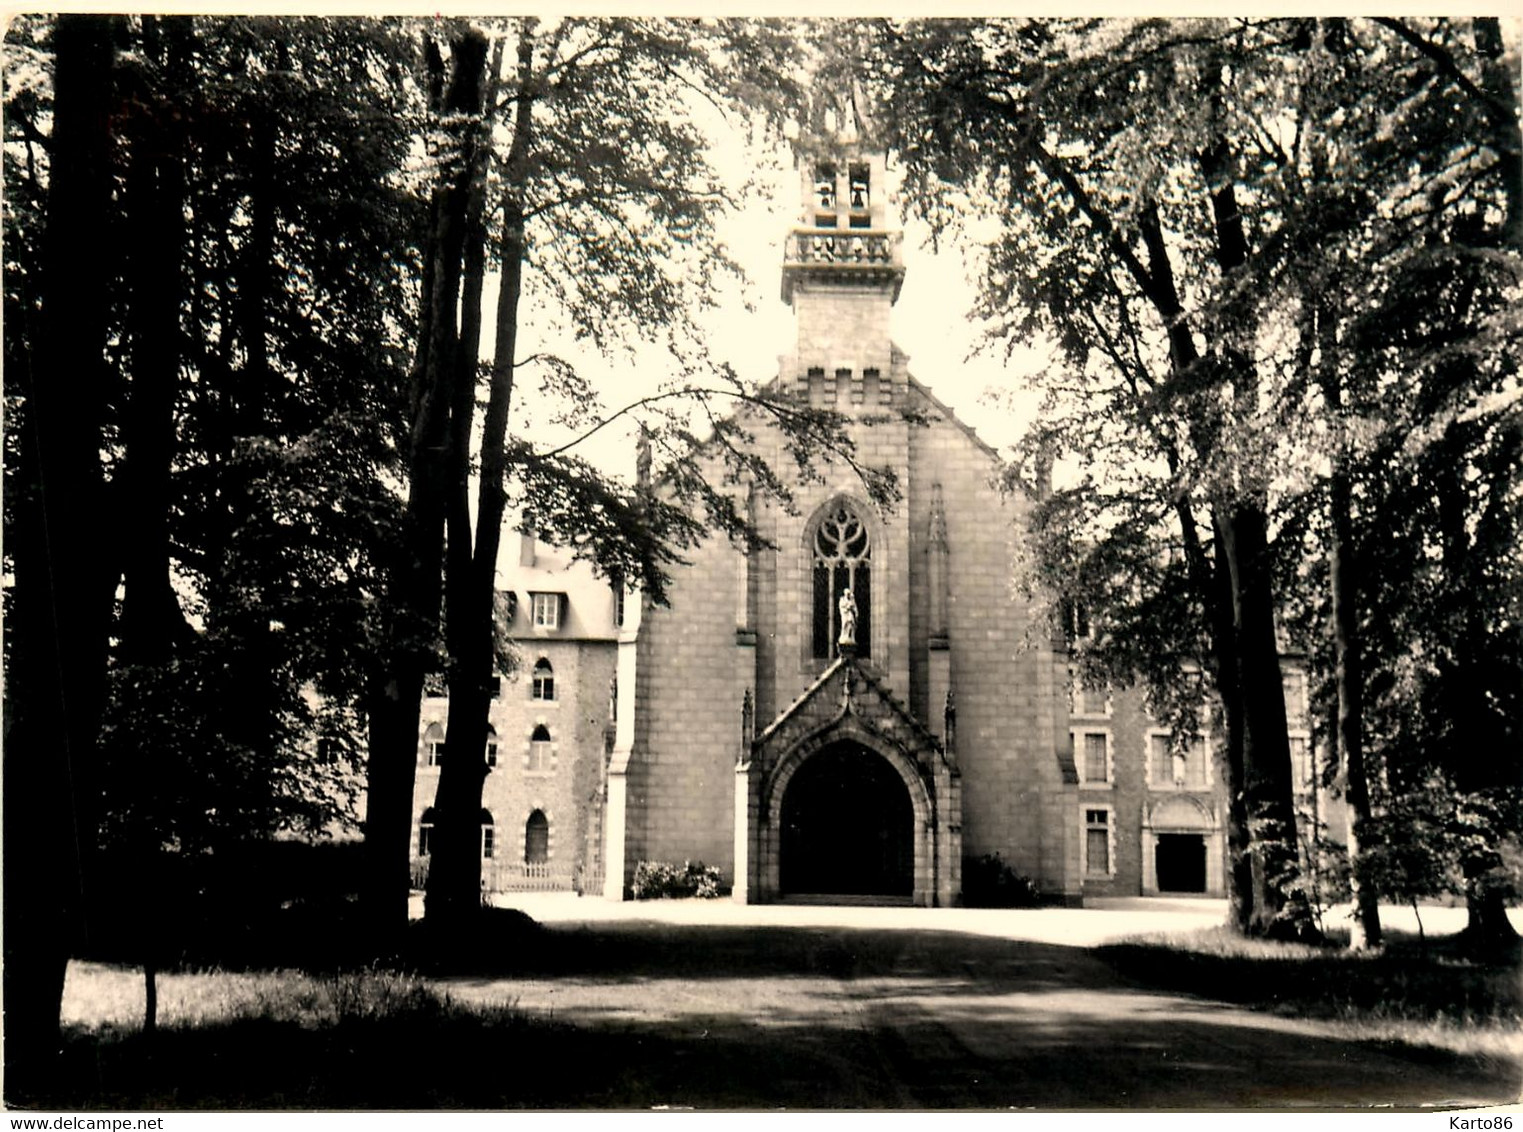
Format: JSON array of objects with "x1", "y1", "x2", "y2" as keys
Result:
[{"x1": 2, "y1": 9, "x2": 1520, "y2": 1113}]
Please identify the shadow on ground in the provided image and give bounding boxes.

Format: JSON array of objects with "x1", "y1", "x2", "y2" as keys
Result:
[{"x1": 40, "y1": 913, "x2": 1522, "y2": 1111}]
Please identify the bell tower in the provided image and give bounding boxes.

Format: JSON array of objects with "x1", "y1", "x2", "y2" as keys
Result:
[{"x1": 780, "y1": 101, "x2": 906, "y2": 408}]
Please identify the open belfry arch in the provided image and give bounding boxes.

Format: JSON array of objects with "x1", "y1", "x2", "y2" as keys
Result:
[{"x1": 601, "y1": 93, "x2": 1081, "y2": 907}]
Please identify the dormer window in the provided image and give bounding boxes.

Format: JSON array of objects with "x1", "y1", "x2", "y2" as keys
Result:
[
  {"x1": 848, "y1": 163, "x2": 869, "y2": 210},
  {"x1": 498, "y1": 590, "x2": 519, "y2": 624},
  {"x1": 531, "y1": 592, "x2": 562, "y2": 630},
  {"x1": 814, "y1": 164, "x2": 835, "y2": 210}
]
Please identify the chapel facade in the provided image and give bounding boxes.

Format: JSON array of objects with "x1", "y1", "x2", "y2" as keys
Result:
[
  {"x1": 408, "y1": 127, "x2": 1336, "y2": 907},
  {"x1": 600, "y1": 131, "x2": 1084, "y2": 906}
]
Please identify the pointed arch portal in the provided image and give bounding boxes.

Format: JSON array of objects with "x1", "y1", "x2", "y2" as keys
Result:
[{"x1": 779, "y1": 741, "x2": 913, "y2": 898}]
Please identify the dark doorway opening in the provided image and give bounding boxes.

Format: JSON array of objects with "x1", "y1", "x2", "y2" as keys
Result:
[
  {"x1": 780, "y1": 742, "x2": 913, "y2": 898},
  {"x1": 1155, "y1": 833, "x2": 1207, "y2": 893}
]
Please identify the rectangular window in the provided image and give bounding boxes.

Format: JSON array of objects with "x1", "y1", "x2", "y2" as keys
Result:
[
  {"x1": 1075, "y1": 682, "x2": 1109, "y2": 716},
  {"x1": 1289, "y1": 736, "x2": 1311, "y2": 791},
  {"x1": 848, "y1": 163, "x2": 870, "y2": 210},
  {"x1": 428, "y1": 741, "x2": 445, "y2": 767},
  {"x1": 1185, "y1": 736, "x2": 1208, "y2": 787},
  {"x1": 1283, "y1": 671, "x2": 1307, "y2": 720},
  {"x1": 528, "y1": 741, "x2": 551, "y2": 773},
  {"x1": 531, "y1": 592, "x2": 561, "y2": 629},
  {"x1": 1085, "y1": 809, "x2": 1111, "y2": 876},
  {"x1": 481, "y1": 826, "x2": 495, "y2": 859},
  {"x1": 1082, "y1": 732, "x2": 1109, "y2": 784},
  {"x1": 1149, "y1": 734, "x2": 1173, "y2": 786},
  {"x1": 486, "y1": 740, "x2": 497, "y2": 768},
  {"x1": 814, "y1": 164, "x2": 835, "y2": 210}
]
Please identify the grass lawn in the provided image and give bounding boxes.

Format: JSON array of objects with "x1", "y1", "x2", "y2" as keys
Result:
[{"x1": 1096, "y1": 924, "x2": 1522, "y2": 1062}]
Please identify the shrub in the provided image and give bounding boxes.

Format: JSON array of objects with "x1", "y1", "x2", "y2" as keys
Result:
[
  {"x1": 632, "y1": 859, "x2": 724, "y2": 899},
  {"x1": 961, "y1": 853, "x2": 1042, "y2": 908}
]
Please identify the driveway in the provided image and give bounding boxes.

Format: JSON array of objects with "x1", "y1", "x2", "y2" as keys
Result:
[{"x1": 430, "y1": 895, "x2": 1521, "y2": 1109}]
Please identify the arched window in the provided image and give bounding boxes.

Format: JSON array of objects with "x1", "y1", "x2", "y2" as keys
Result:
[
  {"x1": 531, "y1": 658, "x2": 555, "y2": 701},
  {"x1": 528, "y1": 724, "x2": 552, "y2": 772},
  {"x1": 485, "y1": 724, "x2": 498, "y2": 768},
  {"x1": 811, "y1": 501, "x2": 871, "y2": 659},
  {"x1": 421, "y1": 722, "x2": 446, "y2": 767},
  {"x1": 480, "y1": 809, "x2": 495, "y2": 859},
  {"x1": 525, "y1": 810, "x2": 549, "y2": 864},
  {"x1": 418, "y1": 807, "x2": 436, "y2": 856}
]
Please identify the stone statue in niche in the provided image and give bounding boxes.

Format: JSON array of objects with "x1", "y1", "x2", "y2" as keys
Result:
[{"x1": 837, "y1": 587, "x2": 858, "y2": 648}]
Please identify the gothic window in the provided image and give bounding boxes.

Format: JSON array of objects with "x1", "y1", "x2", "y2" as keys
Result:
[
  {"x1": 418, "y1": 808, "x2": 436, "y2": 856},
  {"x1": 811, "y1": 501, "x2": 871, "y2": 659},
  {"x1": 481, "y1": 809, "x2": 495, "y2": 859},
  {"x1": 525, "y1": 810, "x2": 549, "y2": 865},
  {"x1": 528, "y1": 724, "x2": 553, "y2": 772},
  {"x1": 531, "y1": 658, "x2": 555, "y2": 701}
]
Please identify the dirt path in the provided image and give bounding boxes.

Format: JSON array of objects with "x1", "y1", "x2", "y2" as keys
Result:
[{"x1": 436, "y1": 900, "x2": 1519, "y2": 1109}]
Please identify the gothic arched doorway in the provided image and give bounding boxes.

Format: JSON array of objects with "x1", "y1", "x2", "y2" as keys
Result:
[{"x1": 779, "y1": 741, "x2": 913, "y2": 898}]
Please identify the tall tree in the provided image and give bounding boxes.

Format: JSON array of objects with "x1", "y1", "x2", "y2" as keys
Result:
[
  {"x1": 868, "y1": 16, "x2": 1521, "y2": 941},
  {"x1": 405, "y1": 19, "x2": 891, "y2": 926},
  {"x1": 2, "y1": 13, "x2": 120, "y2": 1098},
  {"x1": 868, "y1": 17, "x2": 1323, "y2": 936},
  {"x1": 4, "y1": 16, "x2": 425, "y2": 1057}
]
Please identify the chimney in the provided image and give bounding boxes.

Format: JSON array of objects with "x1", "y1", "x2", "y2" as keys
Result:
[{"x1": 518, "y1": 519, "x2": 536, "y2": 568}]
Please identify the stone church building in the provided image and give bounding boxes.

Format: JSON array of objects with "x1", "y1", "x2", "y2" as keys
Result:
[
  {"x1": 409, "y1": 133, "x2": 1335, "y2": 906},
  {"x1": 601, "y1": 138, "x2": 1084, "y2": 907}
]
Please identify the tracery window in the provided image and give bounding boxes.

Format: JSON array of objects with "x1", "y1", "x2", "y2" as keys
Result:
[{"x1": 811, "y1": 501, "x2": 871, "y2": 659}]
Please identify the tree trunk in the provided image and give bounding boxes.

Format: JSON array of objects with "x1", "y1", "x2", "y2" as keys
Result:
[
  {"x1": 1217, "y1": 502, "x2": 1312, "y2": 940},
  {"x1": 429, "y1": 31, "x2": 536, "y2": 928},
  {"x1": 119, "y1": 15, "x2": 197, "y2": 1018},
  {"x1": 362, "y1": 28, "x2": 489, "y2": 941},
  {"x1": 1139, "y1": 202, "x2": 1254, "y2": 933},
  {"x1": 1199, "y1": 127, "x2": 1316, "y2": 941},
  {"x1": 1319, "y1": 330, "x2": 1382, "y2": 951},
  {"x1": 2, "y1": 14, "x2": 118, "y2": 1103}
]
